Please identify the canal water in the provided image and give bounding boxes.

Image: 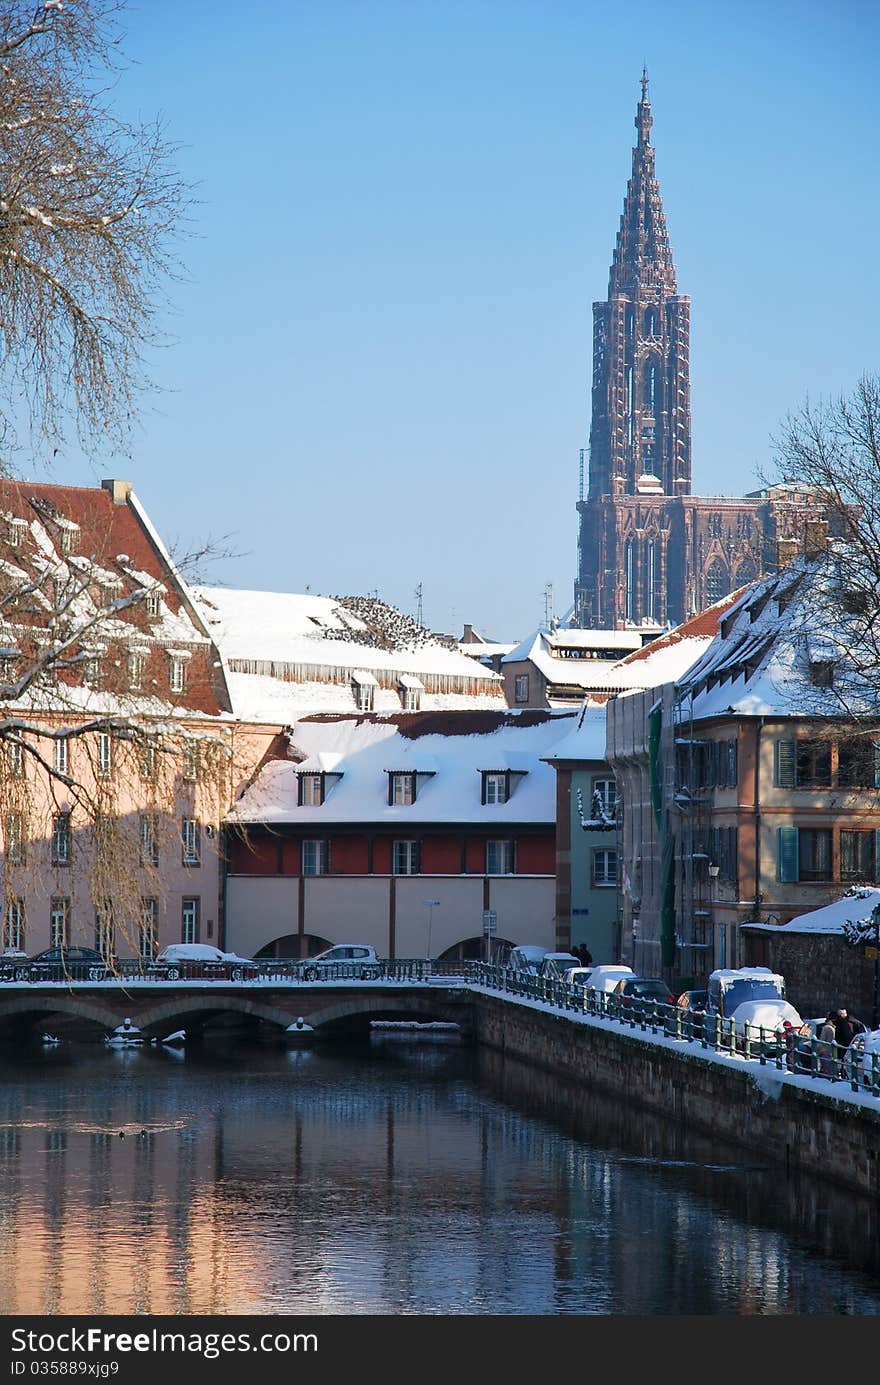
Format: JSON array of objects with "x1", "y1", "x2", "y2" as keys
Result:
[{"x1": 1, "y1": 1033, "x2": 879, "y2": 1315}]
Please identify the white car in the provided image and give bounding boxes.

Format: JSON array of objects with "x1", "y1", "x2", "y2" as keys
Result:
[
  {"x1": 537, "y1": 952, "x2": 581, "y2": 981},
  {"x1": 302, "y1": 944, "x2": 381, "y2": 981},
  {"x1": 149, "y1": 943, "x2": 258, "y2": 982},
  {"x1": 586, "y1": 964, "x2": 634, "y2": 995},
  {"x1": 846, "y1": 1028, "x2": 880, "y2": 1085},
  {"x1": 506, "y1": 945, "x2": 548, "y2": 975},
  {"x1": 730, "y1": 999, "x2": 803, "y2": 1051}
]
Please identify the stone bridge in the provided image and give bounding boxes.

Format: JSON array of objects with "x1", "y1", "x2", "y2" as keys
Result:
[{"x1": 0, "y1": 980, "x2": 475, "y2": 1041}]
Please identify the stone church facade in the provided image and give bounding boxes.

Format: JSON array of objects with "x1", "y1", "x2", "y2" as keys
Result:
[{"x1": 574, "y1": 76, "x2": 830, "y2": 629}]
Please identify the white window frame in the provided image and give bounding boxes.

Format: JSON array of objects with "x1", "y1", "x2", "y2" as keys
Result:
[
  {"x1": 4, "y1": 898, "x2": 24, "y2": 952},
  {"x1": 593, "y1": 779, "x2": 617, "y2": 817},
  {"x1": 486, "y1": 839, "x2": 514, "y2": 875},
  {"x1": 8, "y1": 741, "x2": 24, "y2": 780},
  {"x1": 354, "y1": 680, "x2": 375, "y2": 712},
  {"x1": 299, "y1": 774, "x2": 324, "y2": 806},
  {"x1": 391, "y1": 773, "x2": 415, "y2": 806},
  {"x1": 399, "y1": 685, "x2": 421, "y2": 711},
  {"x1": 140, "y1": 813, "x2": 159, "y2": 867},
  {"x1": 169, "y1": 657, "x2": 187, "y2": 694},
  {"x1": 181, "y1": 817, "x2": 201, "y2": 867},
  {"x1": 146, "y1": 590, "x2": 161, "y2": 618},
  {"x1": 51, "y1": 813, "x2": 71, "y2": 867},
  {"x1": 183, "y1": 741, "x2": 199, "y2": 782},
  {"x1": 392, "y1": 840, "x2": 419, "y2": 876},
  {"x1": 181, "y1": 896, "x2": 199, "y2": 945},
  {"x1": 50, "y1": 897, "x2": 69, "y2": 949},
  {"x1": 128, "y1": 650, "x2": 146, "y2": 690},
  {"x1": 97, "y1": 732, "x2": 112, "y2": 777},
  {"x1": 484, "y1": 772, "x2": 508, "y2": 805},
  {"x1": 140, "y1": 898, "x2": 158, "y2": 958},
  {"x1": 6, "y1": 813, "x2": 24, "y2": 866},
  {"x1": 302, "y1": 839, "x2": 329, "y2": 876},
  {"x1": 593, "y1": 848, "x2": 618, "y2": 887},
  {"x1": 95, "y1": 903, "x2": 114, "y2": 960},
  {"x1": 54, "y1": 737, "x2": 68, "y2": 776}
]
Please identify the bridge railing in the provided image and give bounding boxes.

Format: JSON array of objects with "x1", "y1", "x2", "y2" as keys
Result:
[
  {"x1": 0, "y1": 956, "x2": 471, "y2": 985},
  {"x1": 469, "y1": 962, "x2": 880, "y2": 1100}
]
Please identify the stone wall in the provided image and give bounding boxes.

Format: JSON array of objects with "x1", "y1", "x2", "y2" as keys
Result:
[
  {"x1": 472, "y1": 992, "x2": 880, "y2": 1198},
  {"x1": 743, "y1": 929, "x2": 877, "y2": 1023}
]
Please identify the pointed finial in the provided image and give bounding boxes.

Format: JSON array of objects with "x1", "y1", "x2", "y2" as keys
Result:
[{"x1": 641, "y1": 65, "x2": 649, "y2": 101}]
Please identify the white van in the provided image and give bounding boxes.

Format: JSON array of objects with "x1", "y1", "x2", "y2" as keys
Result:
[
  {"x1": 507, "y1": 945, "x2": 548, "y2": 976},
  {"x1": 586, "y1": 964, "x2": 634, "y2": 995},
  {"x1": 706, "y1": 967, "x2": 786, "y2": 1020}
]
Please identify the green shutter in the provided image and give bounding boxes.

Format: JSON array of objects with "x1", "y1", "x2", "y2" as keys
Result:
[
  {"x1": 873, "y1": 743, "x2": 880, "y2": 789},
  {"x1": 727, "y1": 739, "x2": 738, "y2": 788},
  {"x1": 775, "y1": 739, "x2": 796, "y2": 788},
  {"x1": 778, "y1": 826, "x2": 799, "y2": 883}
]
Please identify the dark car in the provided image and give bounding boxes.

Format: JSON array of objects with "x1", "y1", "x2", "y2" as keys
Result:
[
  {"x1": 3, "y1": 946, "x2": 111, "y2": 983},
  {"x1": 676, "y1": 988, "x2": 708, "y2": 1013},
  {"x1": 612, "y1": 976, "x2": 677, "y2": 1010}
]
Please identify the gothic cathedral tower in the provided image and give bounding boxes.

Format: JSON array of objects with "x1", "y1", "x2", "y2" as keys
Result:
[{"x1": 574, "y1": 73, "x2": 692, "y2": 628}]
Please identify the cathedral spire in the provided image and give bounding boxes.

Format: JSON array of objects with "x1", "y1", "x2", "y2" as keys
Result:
[{"x1": 609, "y1": 73, "x2": 675, "y2": 298}]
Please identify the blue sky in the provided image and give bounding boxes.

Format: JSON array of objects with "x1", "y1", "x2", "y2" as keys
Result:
[{"x1": 41, "y1": 1, "x2": 878, "y2": 641}]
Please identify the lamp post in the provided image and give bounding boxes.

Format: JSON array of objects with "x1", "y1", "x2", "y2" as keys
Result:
[
  {"x1": 422, "y1": 899, "x2": 440, "y2": 962},
  {"x1": 708, "y1": 863, "x2": 720, "y2": 971},
  {"x1": 871, "y1": 903, "x2": 880, "y2": 1031}
]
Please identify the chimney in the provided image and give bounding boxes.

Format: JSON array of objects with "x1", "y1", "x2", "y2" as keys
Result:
[
  {"x1": 101, "y1": 479, "x2": 132, "y2": 505},
  {"x1": 775, "y1": 538, "x2": 799, "y2": 570},
  {"x1": 803, "y1": 519, "x2": 829, "y2": 557},
  {"x1": 462, "y1": 623, "x2": 477, "y2": 644}
]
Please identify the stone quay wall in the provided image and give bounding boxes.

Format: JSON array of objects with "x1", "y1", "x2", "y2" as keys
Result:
[{"x1": 471, "y1": 990, "x2": 880, "y2": 1198}]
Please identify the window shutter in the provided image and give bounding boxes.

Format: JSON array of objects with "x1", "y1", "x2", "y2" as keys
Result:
[
  {"x1": 413, "y1": 840, "x2": 421, "y2": 876},
  {"x1": 481, "y1": 773, "x2": 487, "y2": 806},
  {"x1": 706, "y1": 741, "x2": 717, "y2": 788},
  {"x1": 726, "y1": 739, "x2": 738, "y2": 788},
  {"x1": 873, "y1": 743, "x2": 880, "y2": 789},
  {"x1": 778, "y1": 826, "x2": 799, "y2": 883},
  {"x1": 874, "y1": 830, "x2": 880, "y2": 879},
  {"x1": 730, "y1": 826, "x2": 738, "y2": 884},
  {"x1": 775, "y1": 739, "x2": 795, "y2": 788},
  {"x1": 297, "y1": 776, "x2": 304, "y2": 807},
  {"x1": 387, "y1": 775, "x2": 394, "y2": 807}
]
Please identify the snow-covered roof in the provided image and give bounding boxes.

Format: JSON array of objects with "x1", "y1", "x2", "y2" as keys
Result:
[
  {"x1": 744, "y1": 887, "x2": 880, "y2": 935},
  {"x1": 227, "y1": 710, "x2": 576, "y2": 825},
  {"x1": 676, "y1": 550, "x2": 878, "y2": 722},
  {"x1": 192, "y1": 586, "x2": 503, "y2": 721},
  {"x1": 540, "y1": 702, "x2": 608, "y2": 763}
]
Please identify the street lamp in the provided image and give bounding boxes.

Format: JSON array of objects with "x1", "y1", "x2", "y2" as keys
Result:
[
  {"x1": 708, "y1": 863, "x2": 720, "y2": 971},
  {"x1": 871, "y1": 903, "x2": 880, "y2": 1030},
  {"x1": 422, "y1": 899, "x2": 440, "y2": 961}
]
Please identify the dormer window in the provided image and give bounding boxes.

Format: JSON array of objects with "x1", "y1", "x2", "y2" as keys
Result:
[
  {"x1": 388, "y1": 772, "x2": 416, "y2": 806},
  {"x1": 146, "y1": 590, "x2": 161, "y2": 618},
  {"x1": 481, "y1": 771, "x2": 509, "y2": 805},
  {"x1": 398, "y1": 676, "x2": 424, "y2": 711},
  {"x1": 298, "y1": 773, "x2": 324, "y2": 806},
  {"x1": 352, "y1": 669, "x2": 377, "y2": 712}
]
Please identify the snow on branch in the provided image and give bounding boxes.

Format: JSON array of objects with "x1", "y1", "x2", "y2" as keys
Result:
[{"x1": 576, "y1": 786, "x2": 617, "y2": 832}]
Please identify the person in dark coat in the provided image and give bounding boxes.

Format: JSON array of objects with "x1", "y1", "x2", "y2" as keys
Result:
[
  {"x1": 575, "y1": 943, "x2": 593, "y2": 966},
  {"x1": 832, "y1": 1008, "x2": 859, "y2": 1050}
]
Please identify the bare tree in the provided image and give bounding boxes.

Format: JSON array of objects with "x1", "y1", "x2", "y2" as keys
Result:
[
  {"x1": 772, "y1": 374, "x2": 880, "y2": 715},
  {"x1": 0, "y1": 0, "x2": 189, "y2": 454}
]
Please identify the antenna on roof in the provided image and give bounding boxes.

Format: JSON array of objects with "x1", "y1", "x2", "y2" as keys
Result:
[
  {"x1": 543, "y1": 581, "x2": 555, "y2": 628},
  {"x1": 415, "y1": 582, "x2": 424, "y2": 626}
]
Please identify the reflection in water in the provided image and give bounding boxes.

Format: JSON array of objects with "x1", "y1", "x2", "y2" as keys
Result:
[{"x1": 0, "y1": 1036, "x2": 877, "y2": 1315}]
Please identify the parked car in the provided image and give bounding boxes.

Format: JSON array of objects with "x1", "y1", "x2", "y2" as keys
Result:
[
  {"x1": 3, "y1": 945, "x2": 111, "y2": 983},
  {"x1": 585, "y1": 964, "x2": 634, "y2": 995},
  {"x1": 705, "y1": 967, "x2": 786, "y2": 1020},
  {"x1": 506, "y1": 945, "x2": 549, "y2": 975},
  {"x1": 148, "y1": 943, "x2": 258, "y2": 982},
  {"x1": 537, "y1": 952, "x2": 581, "y2": 982},
  {"x1": 563, "y1": 967, "x2": 595, "y2": 990},
  {"x1": 301, "y1": 944, "x2": 381, "y2": 981},
  {"x1": 846, "y1": 1028, "x2": 880, "y2": 1084},
  {"x1": 611, "y1": 976, "x2": 677, "y2": 1009},
  {"x1": 730, "y1": 999, "x2": 803, "y2": 1052},
  {"x1": 676, "y1": 988, "x2": 708, "y2": 1013}
]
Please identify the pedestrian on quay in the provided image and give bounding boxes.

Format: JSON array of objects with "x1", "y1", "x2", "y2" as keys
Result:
[
  {"x1": 576, "y1": 943, "x2": 593, "y2": 967},
  {"x1": 832, "y1": 1007, "x2": 860, "y2": 1050},
  {"x1": 818, "y1": 1012, "x2": 838, "y2": 1078}
]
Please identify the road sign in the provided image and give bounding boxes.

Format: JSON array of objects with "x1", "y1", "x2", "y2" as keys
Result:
[{"x1": 482, "y1": 910, "x2": 497, "y2": 935}]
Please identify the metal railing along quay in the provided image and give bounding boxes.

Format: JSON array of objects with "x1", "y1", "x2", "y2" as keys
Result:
[{"x1": 469, "y1": 962, "x2": 880, "y2": 1101}]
